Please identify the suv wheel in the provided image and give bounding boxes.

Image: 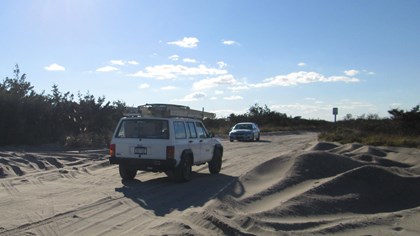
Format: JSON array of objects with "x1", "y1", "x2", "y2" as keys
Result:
[
  {"x1": 208, "y1": 148, "x2": 222, "y2": 174},
  {"x1": 119, "y1": 164, "x2": 137, "y2": 180},
  {"x1": 174, "y1": 155, "x2": 192, "y2": 182}
]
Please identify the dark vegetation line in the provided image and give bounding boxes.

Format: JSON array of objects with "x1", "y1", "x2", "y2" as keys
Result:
[
  {"x1": 1, "y1": 65, "x2": 419, "y2": 148},
  {"x1": 0, "y1": 65, "x2": 126, "y2": 148}
]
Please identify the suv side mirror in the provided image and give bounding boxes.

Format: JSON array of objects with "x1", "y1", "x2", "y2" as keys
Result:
[{"x1": 208, "y1": 133, "x2": 215, "y2": 138}]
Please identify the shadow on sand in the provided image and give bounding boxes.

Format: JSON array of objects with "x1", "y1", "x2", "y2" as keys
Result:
[{"x1": 115, "y1": 172, "x2": 244, "y2": 216}]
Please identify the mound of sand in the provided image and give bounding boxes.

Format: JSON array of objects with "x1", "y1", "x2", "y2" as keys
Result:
[{"x1": 208, "y1": 143, "x2": 420, "y2": 235}]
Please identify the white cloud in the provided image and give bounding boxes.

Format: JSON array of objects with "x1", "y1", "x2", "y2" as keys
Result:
[
  {"x1": 110, "y1": 60, "x2": 125, "y2": 66},
  {"x1": 252, "y1": 71, "x2": 360, "y2": 88},
  {"x1": 328, "y1": 76, "x2": 360, "y2": 82},
  {"x1": 183, "y1": 58, "x2": 197, "y2": 63},
  {"x1": 224, "y1": 95, "x2": 243, "y2": 100},
  {"x1": 138, "y1": 83, "x2": 150, "y2": 89},
  {"x1": 167, "y1": 37, "x2": 199, "y2": 48},
  {"x1": 193, "y1": 74, "x2": 238, "y2": 90},
  {"x1": 222, "y1": 40, "x2": 239, "y2": 46},
  {"x1": 228, "y1": 85, "x2": 250, "y2": 91},
  {"x1": 96, "y1": 66, "x2": 119, "y2": 72},
  {"x1": 298, "y1": 62, "x2": 306, "y2": 67},
  {"x1": 304, "y1": 97, "x2": 324, "y2": 104},
  {"x1": 161, "y1": 86, "x2": 177, "y2": 90},
  {"x1": 167, "y1": 55, "x2": 198, "y2": 64},
  {"x1": 175, "y1": 92, "x2": 207, "y2": 102},
  {"x1": 217, "y1": 61, "x2": 227, "y2": 69},
  {"x1": 344, "y1": 69, "x2": 360, "y2": 76},
  {"x1": 214, "y1": 90, "x2": 224, "y2": 95},
  {"x1": 44, "y1": 63, "x2": 65, "y2": 71},
  {"x1": 110, "y1": 60, "x2": 139, "y2": 66},
  {"x1": 168, "y1": 55, "x2": 180, "y2": 61},
  {"x1": 128, "y1": 64, "x2": 228, "y2": 80}
]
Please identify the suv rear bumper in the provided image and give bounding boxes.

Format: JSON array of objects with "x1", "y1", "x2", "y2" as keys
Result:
[{"x1": 110, "y1": 156, "x2": 177, "y2": 172}]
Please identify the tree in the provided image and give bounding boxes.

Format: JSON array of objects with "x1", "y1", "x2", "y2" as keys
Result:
[
  {"x1": 0, "y1": 64, "x2": 46, "y2": 145},
  {"x1": 343, "y1": 113, "x2": 353, "y2": 121},
  {"x1": 388, "y1": 105, "x2": 420, "y2": 134},
  {"x1": 247, "y1": 103, "x2": 271, "y2": 117},
  {"x1": 0, "y1": 65, "x2": 128, "y2": 147},
  {"x1": 2, "y1": 64, "x2": 34, "y2": 98}
]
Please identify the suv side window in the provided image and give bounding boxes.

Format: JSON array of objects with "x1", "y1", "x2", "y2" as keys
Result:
[
  {"x1": 174, "y1": 121, "x2": 187, "y2": 139},
  {"x1": 195, "y1": 122, "x2": 208, "y2": 138},
  {"x1": 186, "y1": 122, "x2": 197, "y2": 138}
]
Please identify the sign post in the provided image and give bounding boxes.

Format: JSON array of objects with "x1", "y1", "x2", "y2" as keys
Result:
[{"x1": 332, "y1": 107, "x2": 338, "y2": 123}]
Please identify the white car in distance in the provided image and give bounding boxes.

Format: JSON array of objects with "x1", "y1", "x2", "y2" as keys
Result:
[{"x1": 229, "y1": 122, "x2": 260, "y2": 142}]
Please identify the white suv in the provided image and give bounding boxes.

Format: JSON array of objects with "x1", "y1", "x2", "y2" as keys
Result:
[{"x1": 109, "y1": 105, "x2": 223, "y2": 182}]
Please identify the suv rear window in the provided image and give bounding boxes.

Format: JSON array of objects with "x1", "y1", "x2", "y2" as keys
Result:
[{"x1": 116, "y1": 119, "x2": 169, "y2": 139}]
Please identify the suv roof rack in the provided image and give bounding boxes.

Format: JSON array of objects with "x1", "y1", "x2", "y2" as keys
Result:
[{"x1": 124, "y1": 104, "x2": 216, "y2": 119}]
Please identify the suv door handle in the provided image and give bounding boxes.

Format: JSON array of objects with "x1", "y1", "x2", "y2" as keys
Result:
[
  {"x1": 199, "y1": 140, "x2": 203, "y2": 143},
  {"x1": 189, "y1": 140, "x2": 194, "y2": 143}
]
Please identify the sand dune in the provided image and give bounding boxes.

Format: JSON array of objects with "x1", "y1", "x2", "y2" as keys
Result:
[
  {"x1": 206, "y1": 141, "x2": 420, "y2": 235},
  {"x1": 1, "y1": 133, "x2": 420, "y2": 235}
]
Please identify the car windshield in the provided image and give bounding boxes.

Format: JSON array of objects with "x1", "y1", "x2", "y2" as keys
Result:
[
  {"x1": 116, "y1": 119, "x2": 169, "y2": 139},
  {"x1": 234, "y1": 124, "x2": 253, "y2": 130}
]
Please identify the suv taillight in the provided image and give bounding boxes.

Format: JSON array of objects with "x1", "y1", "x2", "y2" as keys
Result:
[
  {"x1": 166, "y1": 146, "x2": 175, "y2": 159},
  {"x1": 110, "y1": 144, "x2": 116, "y2": 157}
]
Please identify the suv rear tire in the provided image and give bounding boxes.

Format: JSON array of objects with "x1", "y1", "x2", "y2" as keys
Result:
[
  {"x1": 119, "y1": 164, "x2": 137, "y2": 180},
  {"x1": 174, "y1": 155, "x2": 192, "y2": 182}
]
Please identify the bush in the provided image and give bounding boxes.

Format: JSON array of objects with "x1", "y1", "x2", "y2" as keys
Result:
[
  {"x1": 319, "y1": 110, "x2": 420, "y2": 148},
  {"x1": 63, "y1": 132, "x2": 112, "y2": 149},
  {"x1": 1, "y1": 64, "x2": 124, "y2": 148}
]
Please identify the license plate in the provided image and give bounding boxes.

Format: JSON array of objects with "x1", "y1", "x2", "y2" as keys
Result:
[{"x1": 134, "y1": 147, "x2": 147, "y2": 155}]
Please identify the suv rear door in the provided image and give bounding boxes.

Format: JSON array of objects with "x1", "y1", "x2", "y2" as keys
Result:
[{"x1": 114, "y1": 118, "x2": 170, "y2": 159}]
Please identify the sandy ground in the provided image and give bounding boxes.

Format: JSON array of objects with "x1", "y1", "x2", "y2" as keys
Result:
[{"x1": 1, "y1": 132, "x2": 420, "y2": 236}]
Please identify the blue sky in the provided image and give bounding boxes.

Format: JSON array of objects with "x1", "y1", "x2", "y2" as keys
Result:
[{"x1": 1, "y1": 0, "x2": 420, "y2": 121}]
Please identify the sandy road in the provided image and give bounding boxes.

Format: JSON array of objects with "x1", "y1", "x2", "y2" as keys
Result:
[{"x1": 0, "y1": 132, "x2": 318, "y2": 235}]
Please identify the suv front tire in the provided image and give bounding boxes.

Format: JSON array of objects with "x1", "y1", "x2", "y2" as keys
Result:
[{"x1": 208, "y1": 147, "x2": 222, "y2": 174}]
